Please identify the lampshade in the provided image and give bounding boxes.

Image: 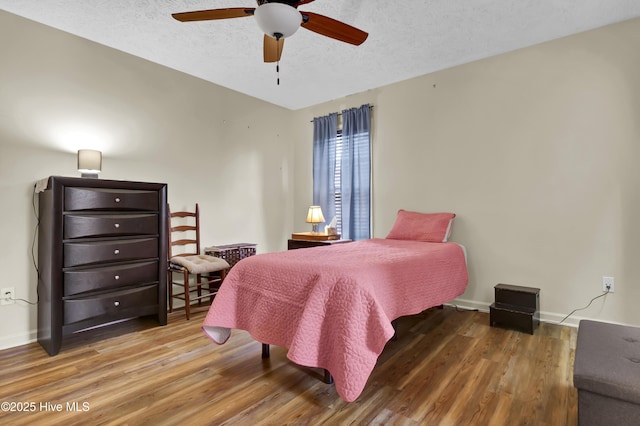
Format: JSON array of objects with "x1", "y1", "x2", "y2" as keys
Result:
[
  {"x1": 306, "y1": 205, "x2": 325, "y2": 233},
  {"x1": 77, "y1": 149, "x2": 102, "y2": 178},
  {"x1": 254, "y1": 3, "x2": 302, "y2": 39},
  {"x1": 306, "y1": 206, "x2": 325, "y2": 224}
]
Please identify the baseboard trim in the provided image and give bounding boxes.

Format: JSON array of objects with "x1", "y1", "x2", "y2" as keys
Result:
[
  {"x1": 0, "y1": 299, "x2": 631, "y2": 351},
  {"x1": 448, "y1": 297, "x2": 637, "y2": 329},
  {"x1": 448, "y1": 297, "x2": 584, "y2": 327},
  {"x1": 445, "y1": 298, "x2": 490, "y2": 313},
  {"x1": 0, "y1": 330, "x2": 37, "y2": 351}
]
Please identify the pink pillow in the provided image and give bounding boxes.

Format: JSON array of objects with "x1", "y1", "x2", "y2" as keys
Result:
[{"x1": 386, "y1": 210, "x2": 456, "y2": 242}]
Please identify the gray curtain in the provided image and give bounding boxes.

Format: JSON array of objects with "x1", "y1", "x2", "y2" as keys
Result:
[
  {"x1": 341, "y1": 104, "x2": 371, "y2": 240},
  {"x1": 312, "y1": 113, "x2": 338, "y2": 228}
]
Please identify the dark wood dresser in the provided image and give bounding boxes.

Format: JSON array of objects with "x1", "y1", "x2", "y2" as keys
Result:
[{"x1": 37, "y1": 176, "x2": 168, "y2": 355}]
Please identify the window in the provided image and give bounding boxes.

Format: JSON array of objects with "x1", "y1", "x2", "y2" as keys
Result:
[{"x1": 313, "y1": 105, "x2": 371, "y2": 240}]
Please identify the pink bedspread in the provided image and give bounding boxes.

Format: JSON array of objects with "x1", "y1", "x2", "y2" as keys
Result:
[{"x1": 202, "y1": 238, "x2": 468, "y2": 402}]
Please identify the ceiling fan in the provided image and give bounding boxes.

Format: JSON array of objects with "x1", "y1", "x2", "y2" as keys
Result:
[{"x1": 172, "y1": 0, "x2": 368, "y2": 63}]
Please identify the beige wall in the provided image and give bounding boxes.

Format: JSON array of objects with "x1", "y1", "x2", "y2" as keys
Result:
[
  {"x1": 2, "y1": 10, "x2": 640, "y2": 350},
  {"x1": 291, "y1": 18, "x2": 640, "y2": 327},
  {"x1": 0, "y1": 11, "x2": 295, "y2": 349}
]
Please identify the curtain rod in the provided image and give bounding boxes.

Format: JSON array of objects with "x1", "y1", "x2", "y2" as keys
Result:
[{"x1": 310, "y1": 105, "x2": 373, "y2": 122}]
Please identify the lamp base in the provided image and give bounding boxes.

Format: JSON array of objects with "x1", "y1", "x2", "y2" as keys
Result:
[{"x1": 80, "y1": 172, "x2": 99, "y2": 178}]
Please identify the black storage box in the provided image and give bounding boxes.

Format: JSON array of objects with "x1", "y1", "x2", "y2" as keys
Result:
[{"x1": 490, "y1": 283, "x2": 540, "y2": 334}]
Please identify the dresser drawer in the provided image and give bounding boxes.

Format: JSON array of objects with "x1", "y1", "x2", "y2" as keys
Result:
[
  {"x1": 64, "y1": 260, "x2": 158, "y2": 296},
  {"x1": 65, "y1": 187, "x2": 158, "y2": 211},
  {"x1": 64, "y1": 284, "x2": 158, "y2": 325},
  {"x1": 64, "y1": 238, "x2": 158, "y2": 268},
  {"x1": 64, "y1": 214, "x2": 158, "y2": 239}
]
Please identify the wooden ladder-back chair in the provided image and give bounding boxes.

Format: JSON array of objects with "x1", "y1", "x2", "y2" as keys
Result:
[{"x1": 168, "y1": 204, "x2": 230, "y2": 319}]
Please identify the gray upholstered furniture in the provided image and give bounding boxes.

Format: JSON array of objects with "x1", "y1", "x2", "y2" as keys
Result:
[{"x1": 573, "y1": 320, "x2": 640, "y2": 425}]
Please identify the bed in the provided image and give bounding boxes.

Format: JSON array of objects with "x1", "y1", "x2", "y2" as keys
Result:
[{"x1": 202, "y1": 211, "x2": 469, "y2": 402}]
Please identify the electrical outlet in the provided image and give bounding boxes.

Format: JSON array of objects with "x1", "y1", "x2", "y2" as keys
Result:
[
  {"x1": 1, "y1": 287, "x2": 15, "y2": 305},
  {"x1": 602, "y1": 276, "x2": 615, "y2": 293}
]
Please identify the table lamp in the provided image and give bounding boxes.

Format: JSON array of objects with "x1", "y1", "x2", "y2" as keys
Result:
[
  {"x1": 306, "y1": 205, "x2": 325, "y2": 233},
  {"x1": 77, "y1": 149, "x2": 102, "y2": 178}
]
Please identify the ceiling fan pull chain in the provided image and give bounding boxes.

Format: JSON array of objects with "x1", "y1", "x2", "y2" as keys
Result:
[{"x1": 275, "y1": 32, "x2": 282, "y2": 85}]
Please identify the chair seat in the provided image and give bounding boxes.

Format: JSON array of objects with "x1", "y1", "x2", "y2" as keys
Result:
[{"x1": 170, "y1": 255, "x2": 230, "y2": 274}]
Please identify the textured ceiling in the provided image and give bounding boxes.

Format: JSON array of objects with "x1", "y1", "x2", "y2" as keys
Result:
[{"x1": 2, "y1": 1, "x2": 640, "y2": 110}]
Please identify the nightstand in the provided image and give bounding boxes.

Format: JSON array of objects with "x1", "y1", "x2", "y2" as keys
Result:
[{"x1": 287, "y1": 239, "x2": 351, "y2": 250}]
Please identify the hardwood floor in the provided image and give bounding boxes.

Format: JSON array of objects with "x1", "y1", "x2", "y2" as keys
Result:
[{"x1": 0, "y1": 306, "x2": 577, "y2": 425}]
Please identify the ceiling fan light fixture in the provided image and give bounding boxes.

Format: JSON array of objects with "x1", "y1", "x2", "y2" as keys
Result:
[{"x1": 254, "y1": 3, "x2": 302, "y2": 39}]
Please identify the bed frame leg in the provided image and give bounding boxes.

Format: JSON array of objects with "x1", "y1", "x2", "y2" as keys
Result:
[
  {"x1": 323, "y1": 369, "x2": 334, "y2": 384},
  {"x1": 261, "y1": 343, "x2": 270, "y2": 359}
]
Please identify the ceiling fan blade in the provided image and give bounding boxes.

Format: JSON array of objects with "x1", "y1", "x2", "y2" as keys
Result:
[
  {"x1": 301, "y1": 11, "x2": 368, "y2": 45},
  {"x1": 172, "y1": 8, "x2": 255, "y2": 22},
  {"x1": 264, "y1": 34, "x2": 285, "y2": 63}
]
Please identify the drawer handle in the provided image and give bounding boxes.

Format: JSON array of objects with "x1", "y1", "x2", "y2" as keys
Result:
[
  {"x1": 114, "y1": 249, "x2": 120, "y2": 255},
  {"x1": 115, "y1": 197, "x2": 121, "y2": 203},
  {"x1": 114, "y1": 275, "x2": 120, "y2": 280},
  {"x1": 114, "y1": 223, "x2": 120, "y2": 228},
  {"x1": 114, "y1": 301, "x2": 120, "y2": 307}
]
